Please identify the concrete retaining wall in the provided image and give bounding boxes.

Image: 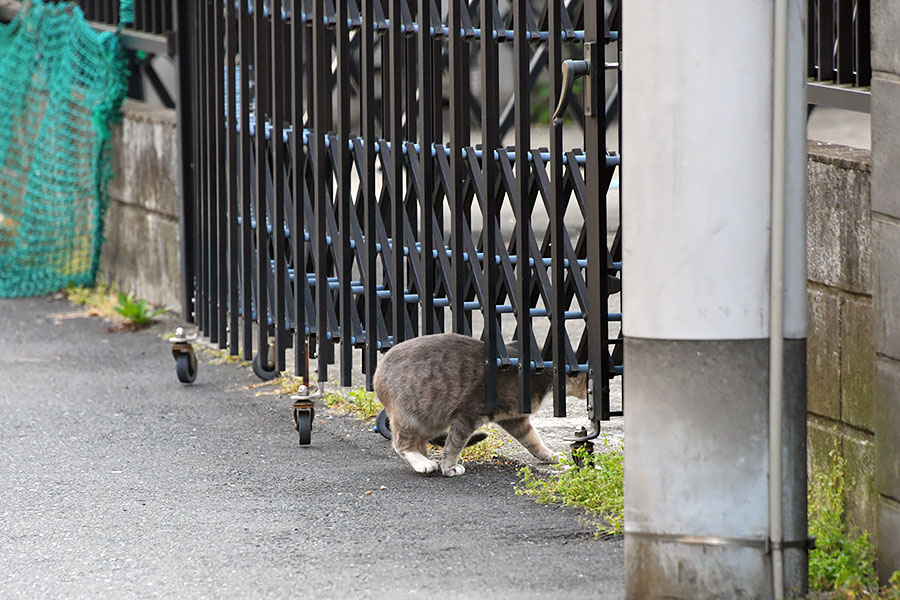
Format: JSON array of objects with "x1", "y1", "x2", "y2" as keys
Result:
[
  {"x1": 806, "y1": 141, "x2": 877, "y2": 545},
  {"x1": 101, "y1": 100, "x2": 182, "y2": 312},
  {"x1": 871, "y1": 0, "x2": 900, "y2": 579}
]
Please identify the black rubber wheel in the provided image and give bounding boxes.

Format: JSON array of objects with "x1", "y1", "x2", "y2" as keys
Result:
[
  {"x1": 375, "y1": 408, "x2": 392, "y2": 440},
  {"x1": 175, "y1": 352, "x2": 197, "y2": 384},
  {"x1": 252, "y1": 352, "x2": 279, "y2": 381},
  {"x1": 296, "y1": 409, "x2": 312, "y2": 446}
]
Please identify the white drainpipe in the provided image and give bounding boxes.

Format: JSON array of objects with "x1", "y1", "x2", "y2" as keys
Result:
[{"x1": 769, "y1": 0, "x2": 789, "y2": 597}]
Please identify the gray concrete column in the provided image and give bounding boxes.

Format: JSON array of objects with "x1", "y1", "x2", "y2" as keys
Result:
[{"x1": 621, "y1": 1, "x2": 808, "y2": 597}]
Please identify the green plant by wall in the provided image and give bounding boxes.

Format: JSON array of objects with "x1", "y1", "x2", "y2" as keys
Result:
[
  {"x1": 516, "y1": 439, "x2": 624, "y2": 537},
  {"x1": 809, "y1": 445, "x2": 877, "y2": 593},
  {"x1": 114, "y1": 291, "x2": 164, "y2": 327},
  {"x1": 64, "y1": 280, "x2": 121, "y2": 318}
]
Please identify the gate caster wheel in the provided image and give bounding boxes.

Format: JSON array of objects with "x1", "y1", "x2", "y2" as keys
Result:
[
  {"x1": 295, "y1": 408, "x2": 314, "y2": 446},
  {"x1": 175, "y1": 352, "x2": 197, "y2": 384},
  {"x1": 375, "y1": 408, "x2": 392, "y2": 440},
  {"x1": 252, "y1": 352, "x2": 279, "y2": 381},
  {"x1": 171, "y1": 327, "x2": 197, "y2": 384}
]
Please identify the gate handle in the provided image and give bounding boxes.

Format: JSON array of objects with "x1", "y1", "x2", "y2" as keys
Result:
[{"x1": 551, "y1": 59, "x2": 590, "y2": 126}]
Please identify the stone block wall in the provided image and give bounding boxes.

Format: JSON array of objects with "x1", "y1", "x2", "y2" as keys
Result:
[
  {"x1": 871, "y1": 0, "x2": 900, "y2": 582},
  {"x1": 101, "y1": 100, "x2": 183, "y2": 312},
  {"x1": 806, "y1": 141, "x2": 878, "y2": 544}
]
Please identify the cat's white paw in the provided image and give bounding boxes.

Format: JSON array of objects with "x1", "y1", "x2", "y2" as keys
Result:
[
  {"x1": 414, "y1": 459, "x2": 440, "y2": 474},
  {"x1": 405, "y1": 452, "x2": 439, "y2": 474},
  {"x1": 442, "y1": 464, "x2": 466, "y2": 477}
]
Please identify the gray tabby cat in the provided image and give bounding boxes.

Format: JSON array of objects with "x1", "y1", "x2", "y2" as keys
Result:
[{"x1": 373, "y1": 332, "x2": 587, "y2": 477}]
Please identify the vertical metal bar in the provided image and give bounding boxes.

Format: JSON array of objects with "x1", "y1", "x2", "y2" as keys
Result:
[
  {"x1": 173, "y1": 0, "x2": 197, "y2": 323},
  {"x1": 855, "y1": 0, "x2": 871, "y2": 86},
  {"x1": 431, "y1": 0, "x2": 443, "y2": 150},
  {"x1": 390, "y1": 0, "x2": 406, "y2": 347},
  {"x1": 418, "y1": 0, "x2": 435, "y2": 335},
  {"x1": 292, "y1": 0, "x2": 308, "y2": 377},
  {"x1": 151, "y1": 0, "x2": 160, "y2": 34},
  {"x1": 255, "y1": 0, "x2": 271, "y2": 369},
  {"x1": 808, "y1": 0, "x2": 816, "y2": 78},
  {"x1": 615, "y1": 0, "x2": 624, "y2": 417},
  {"x1": 272, "y1": 0, "x2": 288, "y2": 372},
  {"x1": 405, "y1": 3, "x2": 419, "y2": 338},
  {"x1": 481, "y1": 0, "x2": 499, "y2": 411},
  {"x1": 195, "y1": 1, "x2": 207, "y2": 333},
  {"x1": 337, "y1": 0, "x2": 353, "y2": 385},
  {"x1": 215, "y1": 0, "x2": 228, "y2": 348},
  {"x1": 240, "y1": 0, "x2": 254, "y2": 361},
  {"x1": 143, "y1": 0, "x2": 152, "y2": 33},
  {"x1": 313, "y1": 0, "x2": 330, "y2": 381},
  {"x1": 449, "y1": 0, "x2": 465, "y2": 334},
  {"x1": 816, "y1": 0, "x2": 834, "y2": 81},
  {"x1": 206, "y1": 0, "x2": 220, "y2": 344},
  {"x1": 430, "y1": 1, "x2": 445, "y2": 334},
  {"x1": 362, "y1": 0, "x2": 378, "y2": 389},
  {"x1": 836, "y1": 0, "x2": 853, "y2": 83},
  {"x1": 585, "y1": 0, "x2": 610, "y2": 422},
  {"x1": 549, "y1": 0, "x2": 566, "y2": 415},
  {"x1": 200, "y1": 0, "x2": 211, "y2": 337},
  {"x1": 226, "y1": 0, "x2": 240, "y2": 354},
  {"x1": 514, "y1": 0, "x2": 531, "y2": 413}
]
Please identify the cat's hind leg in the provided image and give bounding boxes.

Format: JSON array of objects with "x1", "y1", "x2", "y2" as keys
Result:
[
  {"x1": 439, "y1": 419, "x2": 479, "y2": 477},
  {"x1": 495, "y1": 417, "x2": 558, "y2": 463},
  {"x1": 391, "y1": 422, "x2": 439, "y2": 475}
]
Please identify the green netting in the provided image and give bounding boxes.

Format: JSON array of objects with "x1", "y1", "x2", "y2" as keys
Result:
[{"x1": 0, "y1": 0, "x2": 129, "y2": 297}]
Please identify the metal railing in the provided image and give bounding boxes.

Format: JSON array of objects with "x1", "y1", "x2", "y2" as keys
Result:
[
  {"x1": 179, "y1": 0, "x2": 623, "y2": 425},
  {"x1": 77, "y1": 0, "x2": 172, "y2": 35},
  {"x1": 808, "y1": 0, "x2": 871, "y2": 112}
]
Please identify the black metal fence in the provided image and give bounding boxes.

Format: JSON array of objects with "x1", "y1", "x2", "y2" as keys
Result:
[
  {"x1": 808, "y1": 0, "x2": 871, "y2": 112},
  {"x1": 179, "y1": 0, "x2": 622, "y2": 425},
  {"x1": 76, "y1": 0, "x2": 173, "y2": 35}
]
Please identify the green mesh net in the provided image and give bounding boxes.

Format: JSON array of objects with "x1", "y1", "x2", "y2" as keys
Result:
[{"x1": 0, "y1": 0, "x2": 130, "y2": 297}]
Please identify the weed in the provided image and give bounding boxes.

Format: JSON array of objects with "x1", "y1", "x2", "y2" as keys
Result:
[
  {"x1": 808, "y1": 445, "x2": 877, "y2": 592},
  {"x1": 114, "y1": 291, "x2": 165, "y2": 327},
  {"x1": 516, "y1": 439, "x2": 624, "y2": 536},
  {"x1": 63, "y1": 280, "x2": 121, "y2": 319},
  {"x1": 197, "y1": 345, "x2": 249, "y2": 367},
  {"x1": 457, "y1": 426, "x2": 506, "y2": 462},
  {"x1": 426, "y1": 426, "x2": 507, "y2": 463},
  {"x1": 323, "y1": 386, "x2": 382, "y2": 421}
]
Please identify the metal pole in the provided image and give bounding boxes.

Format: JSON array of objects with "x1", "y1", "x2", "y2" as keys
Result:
[{"x1": 769, "y1": 0, "x2": 790, "y2": 596}]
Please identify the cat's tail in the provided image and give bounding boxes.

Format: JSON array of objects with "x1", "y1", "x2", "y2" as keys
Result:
[{"x1": 429, "y1": 431, "x2": 489, "y2": 448}]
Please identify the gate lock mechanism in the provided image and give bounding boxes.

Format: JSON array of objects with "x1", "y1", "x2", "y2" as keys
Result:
[{"x1": 551, "y1": 42, "x2": 605, "y2": 126}]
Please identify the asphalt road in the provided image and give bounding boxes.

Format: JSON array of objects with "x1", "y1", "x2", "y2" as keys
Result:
[{"x1": 0, "y1": 296, "x2": 624, "y2": 599}]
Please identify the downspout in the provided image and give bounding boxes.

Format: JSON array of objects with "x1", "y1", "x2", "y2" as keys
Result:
[{"x1": 769, "y1": 0, "x2": 789, "y2": 597}]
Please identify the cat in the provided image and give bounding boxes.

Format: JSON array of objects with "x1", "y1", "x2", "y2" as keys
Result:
[{"x1": 373, "y1": 332, "x2": 587, "y2": 477}]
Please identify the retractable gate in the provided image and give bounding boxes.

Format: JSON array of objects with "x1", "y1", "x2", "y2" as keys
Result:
[{"x1": 178, "y1": 0, "x2": 622, "y2": 429}]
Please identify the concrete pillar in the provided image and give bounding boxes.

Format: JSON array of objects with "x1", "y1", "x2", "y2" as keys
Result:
[
  {"x1": 621, "y1": 1, "x2": 808, "y2": 597},
  {"x1": 870, "y1": 0, "x2": 900, "y2": 584}
]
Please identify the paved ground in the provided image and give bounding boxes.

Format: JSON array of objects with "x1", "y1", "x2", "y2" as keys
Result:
[{"x1": 0, "y1": 295, "x2": 624, "y2": 599}]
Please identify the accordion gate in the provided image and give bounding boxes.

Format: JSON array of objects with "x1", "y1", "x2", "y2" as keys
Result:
[{"x1": 179, "y1": 0, "x2": 623, "y2": 430}]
